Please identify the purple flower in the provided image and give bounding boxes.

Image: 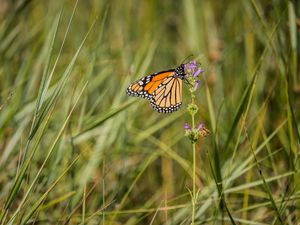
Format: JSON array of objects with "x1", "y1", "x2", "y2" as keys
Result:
[
  {"x1": 194, "y1": 80, "x2": 200, "y2": 91},
  {"x1": 197, "y1": 122, "x2": 204, "y2": 130},
  {"x1": 184, "y1": 61, "x2": 197, "y2": 75},
  {"x1": 193, "y1": 67, "x2": 204, "y2": 77},
  {"x1": 184, "y1": 61, "x2": 204, "y2": 77},
  {"x1": 184, "y1": 61, "x2": 205, "y2": 93},
  {"x1": 184, "y1": 123, "x2": 192, "y2": 131},
  {"x1": 187, "y1": 61, "x2": 197, "y2": 70}
]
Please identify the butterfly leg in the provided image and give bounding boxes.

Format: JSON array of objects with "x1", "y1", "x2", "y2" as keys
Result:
[{"x1": 183, "y1": 78, "x2": 193, "y2": 88}]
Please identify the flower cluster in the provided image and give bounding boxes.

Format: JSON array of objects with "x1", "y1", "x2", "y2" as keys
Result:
[
  {"x1": 184, "y1": 61, "x2": 210, "y2": 143},
  {"x1": 184, "y1": 61, "x2": 204, "y2": 92},
  {"x1": 184, "y1": 122, "x2": 210, "y2": 143}
]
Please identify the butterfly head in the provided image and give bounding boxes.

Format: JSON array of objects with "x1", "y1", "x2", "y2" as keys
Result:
[{"x1": 175, "y1": 64, "x2": 186, "y2": 79}]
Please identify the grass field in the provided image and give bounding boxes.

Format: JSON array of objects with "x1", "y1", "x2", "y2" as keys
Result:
[{"x1": 0, "y1": 0, "x2": 299, "y2": 224}]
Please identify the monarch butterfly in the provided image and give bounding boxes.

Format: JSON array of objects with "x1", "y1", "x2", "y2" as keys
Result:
[{"x1": 126, "y1": 64, "x2": 186, "y2": 113}]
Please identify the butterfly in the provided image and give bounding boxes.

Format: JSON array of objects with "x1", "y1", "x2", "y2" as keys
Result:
[{"x1": 126, "y1": 64, "x2": 186, "y2": 113}]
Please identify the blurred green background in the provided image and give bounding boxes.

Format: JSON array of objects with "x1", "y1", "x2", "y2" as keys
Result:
[{"x1": 0, "y1": 0, "x2": 299, "y2": 224}]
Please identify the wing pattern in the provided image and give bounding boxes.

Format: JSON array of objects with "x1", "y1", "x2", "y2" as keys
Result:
[{"x1": 126, "y1": 65, "x2": 185, "y2": 113}]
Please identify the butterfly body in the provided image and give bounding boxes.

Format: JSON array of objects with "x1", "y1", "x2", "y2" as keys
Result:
[{"x1": 126, "y1": 64, "x2": 186, "y2": 113}]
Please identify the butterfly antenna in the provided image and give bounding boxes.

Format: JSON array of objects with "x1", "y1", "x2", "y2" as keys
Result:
[{"x1": 180, "y1": 54, "x2": 194, "y2": 65}]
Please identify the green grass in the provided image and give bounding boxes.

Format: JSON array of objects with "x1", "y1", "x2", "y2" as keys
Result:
[{"x1": 0, "y1": 0, "x2": 299, "y2": 224}]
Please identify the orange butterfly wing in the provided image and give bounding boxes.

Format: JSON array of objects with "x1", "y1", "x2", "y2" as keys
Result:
[
  {"x1": 126, "y1": 70, "x2": 174, "y2": 100},
  {"x1": 150, "y1": 77, "x2": 182, "y2": 113},
  {"x1": 126, "y1": 65, "x2": 186, "y2": 113}
]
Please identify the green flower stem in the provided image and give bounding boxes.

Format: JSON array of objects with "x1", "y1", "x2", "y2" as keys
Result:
[
  {"x1": 191, "y1": 92, "x2": 196, "y2": 225},
  {"x1": 192, "y1": 141, "x2": 196, "y2": 225}
]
